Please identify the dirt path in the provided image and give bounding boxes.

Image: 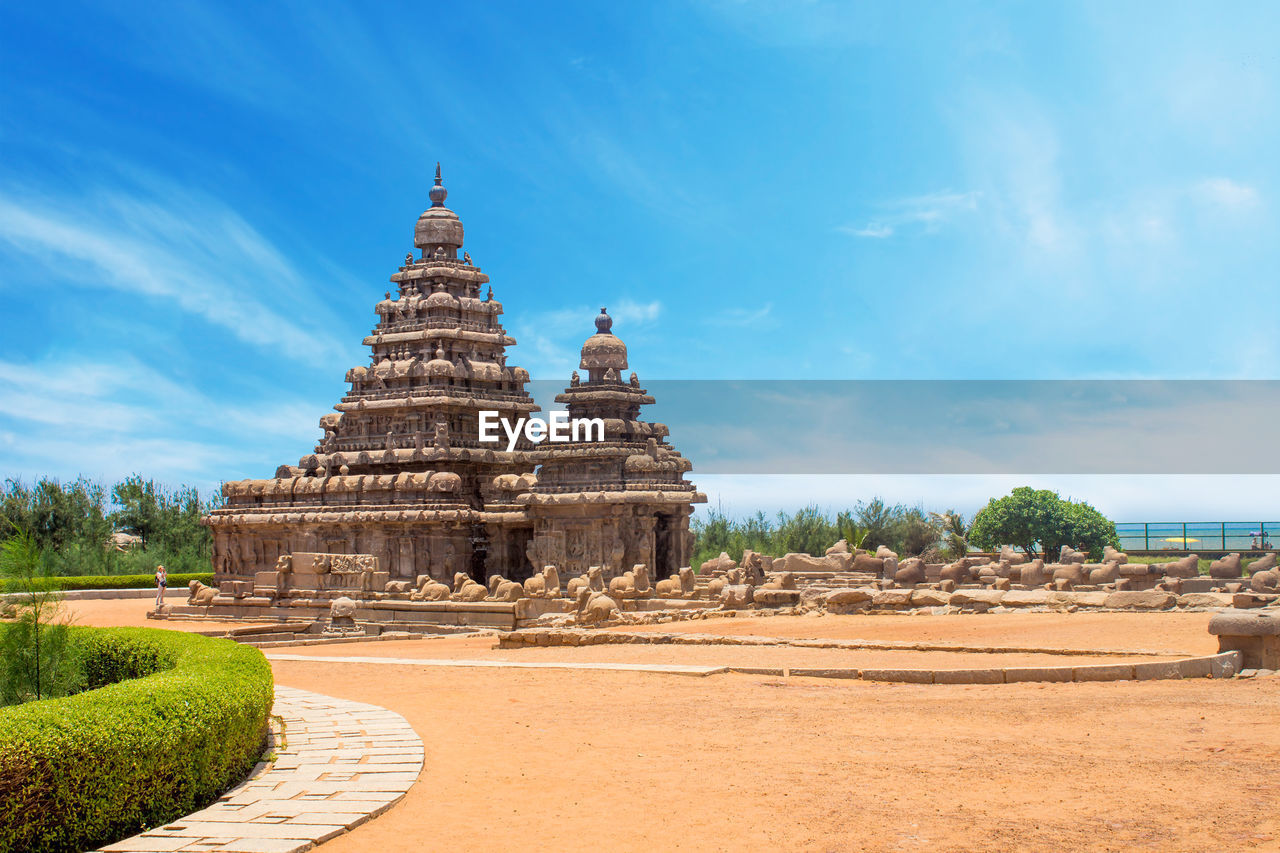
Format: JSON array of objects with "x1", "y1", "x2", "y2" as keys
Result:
[{"x1": 272, "y1": 658, "x2": 1280, "y2": 853}]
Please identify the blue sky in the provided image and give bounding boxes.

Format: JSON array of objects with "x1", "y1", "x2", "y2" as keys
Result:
[{"x1": 1, "y1": 1, "x2": 1277, "y2": 520}]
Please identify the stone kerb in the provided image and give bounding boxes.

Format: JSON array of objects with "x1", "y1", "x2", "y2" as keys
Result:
[
  {"x1": 494, "y1": 629, "x2": 1245, "y2": 685},
  {"x1": 98, "y1": 685, "x2": 423, "y2": 853}
]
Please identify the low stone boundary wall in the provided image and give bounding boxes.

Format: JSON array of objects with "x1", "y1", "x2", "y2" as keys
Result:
[
  {"x1": 496, "y1": 629, "x2": 1186, "y2": 658},
  {"x1": 495, "y1": 629, "x2": 1244, "y2": 684}
]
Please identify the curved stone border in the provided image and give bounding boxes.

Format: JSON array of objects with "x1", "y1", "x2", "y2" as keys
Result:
[
  {"x1": 266, "y1": 650, "x2": 1244, "y2": 686},
  {"x1": 747, "y1": 651, "x2": 1243, "y2": 684},
  {"x1": 497, "y1": 628, "x2": 1190, "y2": 658},
  {"x1": 99, "y1": 685, "x2": 423, "y2": 853}
]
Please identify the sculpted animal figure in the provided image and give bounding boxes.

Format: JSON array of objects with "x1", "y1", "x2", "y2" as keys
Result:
[
  {"x1": 575, "y1": 587, "x2": 620, "y2": 624},
  {"x1": 1013, "y1": 559, "x2": 1048, "y2": 585},
  {"x1": 412, "y1": 574, "x2": 451, "y2": 601},
  {"x1": 894, "y1": 557, "x2": 926, "y2": 585},
  {"x1": 187, "y1": 579, "x2": 218, "y2": 605},
  {"x1": 1157, "y1": 554, "x2": 1200, "y2": 579},
  {"x1": 487, "y1": 575, "x2": 524, "y2": 602},
  {"x1": 524, "y1": 565, "x2": 561, "y2": 598},
  {"x1": 1250, "y1": 569, "x2": 1279, "y2": 593},
  {"x1": 939, "y1": 558, "x2": 976, "y2": 585},
  {"x1": 998, "y1": 545, "x2": 1027, "y2": 566},
  {"x1": 760, "y1": 571, "x2": 797, "y2": 590},
  {"x1": 701, "y1": 552, "x2": 737, "y2": 575},
  {"x1": 657, "y1": 566, "x2": 697, "y2": 597},
  {"x1": 1059, "y1": 545, "x2": 1088, "y2": 565},
  {"x1": 1103, "y1": 546, "x2": 1129, "y2": 565},
  {"x1": 1088, "y1": 562, "x2": 1121, "y2": 585},
  {"x1": 1209, "y1": 553, "x2": 1243, "y2": 579},
  {"x1": 1248, "y1": 553, "x2": 1278, "y2": 574},
  {"x1": 609, "y1": 563, "x2": 651, "y2": 598},
  {"x1": 452, "y1": 572, "x2": 487, "y2": 602},
  {"x1": 1051, "y1": 562, "x2": 1089, "y2": 587}
]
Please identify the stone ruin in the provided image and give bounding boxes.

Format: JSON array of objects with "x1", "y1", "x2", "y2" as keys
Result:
[{"x1": 199, "y1": 166, "x2": 705, "y2": 628}]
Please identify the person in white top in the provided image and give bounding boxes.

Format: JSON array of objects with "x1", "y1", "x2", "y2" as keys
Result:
[{"x1": 154, "y1": 564, "x2": 167, "y2": 609}]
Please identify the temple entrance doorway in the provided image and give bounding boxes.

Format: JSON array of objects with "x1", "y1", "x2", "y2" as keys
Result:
[{"x1": 654, "y1": 513, "x2": 674, "y2": 577}]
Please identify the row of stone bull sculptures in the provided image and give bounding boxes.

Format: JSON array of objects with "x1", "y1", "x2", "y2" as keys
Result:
[
  {"x1": 699, "y1": 539, "x2": 1280, "y2": 594},
  {"x1": 398, "y1": 564, "x2": 708, "y2": 624}
]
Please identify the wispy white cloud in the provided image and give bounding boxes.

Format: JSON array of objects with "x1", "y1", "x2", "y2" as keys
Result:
[
  {"x1": 0, "y1": 184, "x2": 350, "y2": 367},
  {"x1": 0, "y1": 355, "x2": 323, "y2": 489},
  {"x1": 1193, "y1": 178, "x2": 1261, "y2": 211},
  {"x1": 839, "y1": 190, "x2": 981, "y2": 239},
  {"x1": 507, "y1": 299, "x2": 663, "y2": 377},
  {"x1": 710, "y1": 303, "x2": 773, "y2": 327}
]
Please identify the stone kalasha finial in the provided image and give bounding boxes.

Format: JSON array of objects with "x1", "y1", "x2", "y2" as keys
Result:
[
  {"x1": 595, "y1": 307, "x2": 613, "y2": 335},
  {"x1": 429, "y1": 162, "x2": 447, "y2": 208}
]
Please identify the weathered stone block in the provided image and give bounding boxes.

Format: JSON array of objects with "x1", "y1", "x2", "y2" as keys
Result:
[
  {"x1": 1176, "y1": 592, "x2": 1233, "y2": 609},
  {"x1": 1072, "y1": 663, "x2": 1135, "y2": 682},
  {"x1": 909, "y1": 589, "x2": 951, "y2": 607},
  {"x1": 861, "y1": 669, "x2": 933, "y2": 684},
  {"x1": 1001, "y1": 589, "x2": 1049, "y2": 608},
  {"x1": 949, "y1": 589, "x2": 1005, "y2": 608},
  {"x1": 871, "y1": 589, "x2": 913, "y2": 607},
  {"x1": 933, "y1": 668, "x2": 1003, "y2": 684},
  {"x1": 1133, "y1": 660, "x2": 1183, "y2": 680},
  {"x1": 1103, "y1": 590, "x2": 1176, "y2": 610},
  {"x1": 1002, "y1": 666, "x2": 1073, "y2": 683}
]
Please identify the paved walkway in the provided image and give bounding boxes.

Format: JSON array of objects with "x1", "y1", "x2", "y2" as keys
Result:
[
  {"x1": 99, "y1": 685, "x2": 423, "y2": 853},
  {"x1": 267, "y1": 652, "x2": 727, "y2": 676}
]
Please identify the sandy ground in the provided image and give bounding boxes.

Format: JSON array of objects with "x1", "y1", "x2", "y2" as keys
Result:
[
  {"x1": 275, "y1": 636, "x2": 1178, "y2": 670},
  {"x1": 62, "y1": 600, "x2": 1280, "y2": 851},
  {"x1": 611, "y1": 611, "x2": 1219, "y2": 655},
  {"x1": 57, "y1": 593, "x2": 230, "y2": 632}
]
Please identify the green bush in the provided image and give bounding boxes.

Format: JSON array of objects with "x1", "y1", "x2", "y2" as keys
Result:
[
  {"x1": 0, "y1": 572, "x2": 213, "y2": 594},
  {"x1": 968, "y1": 487, "x2": 1119, "y2": 560},
  {"x1": 0, "y1": 627, "x2": 273, "y2": 853}
]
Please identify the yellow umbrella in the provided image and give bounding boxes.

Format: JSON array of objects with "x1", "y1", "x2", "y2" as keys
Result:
[{"x1": 1163, "y1": 537, "x2": 1199, "y2": 544}]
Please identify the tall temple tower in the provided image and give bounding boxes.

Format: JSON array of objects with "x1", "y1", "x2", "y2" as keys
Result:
[{"x1": 206, "y1": 167, "x2": 702, "y2": 586}]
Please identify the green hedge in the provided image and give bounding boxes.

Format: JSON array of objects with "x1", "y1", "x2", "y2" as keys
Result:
[
  {"x1": 0, "y1": 627, "x2": 273, "y2": 853},
  {"x1": 0, "y1": 572, "x2": 213, "y2": 594}
]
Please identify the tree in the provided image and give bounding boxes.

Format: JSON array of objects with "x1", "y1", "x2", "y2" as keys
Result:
[
  {"x1": 855, "y1": 498, "x2": 900, "y2": 551},
  {"x1": 0, "y1": 525, "x2": 77, "y2": 704},
  {"x1": 930, "y1": 509, "x2": 971, "y2": 560},
  {"x1": 968, "y1": 487, "x2": 1118, "y2": 560},
  {"x1": 109, "y1": 475, "x2": 163, "y2": 550}
]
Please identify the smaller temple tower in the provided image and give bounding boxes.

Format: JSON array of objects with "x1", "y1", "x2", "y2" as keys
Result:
[{"x1": 522, "y1": 309, "x2": 705, "y2": 580}]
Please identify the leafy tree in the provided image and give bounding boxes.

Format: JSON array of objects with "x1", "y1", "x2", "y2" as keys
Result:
[
  {"x1": 968, "y1": 487, "x2": 1118, "y2": 560},
  {"x1": 930, "y1": 509, "x2": 971, "y2": 560},
  {"x1": 835, "y1": 510, "x2": 869, "y2": 550},
  {"x1": 855, "y1": 498, "x2": 899, "y2": 551},
  {"x1": 774, "y1": 505, "x2": 838, "y2": 556},
  {"x1": 109, "y1": 475, "x2": 163, "y2": 550},
  {"x1": 898, "y1": 506, "x2": 942, "y2": 557}
]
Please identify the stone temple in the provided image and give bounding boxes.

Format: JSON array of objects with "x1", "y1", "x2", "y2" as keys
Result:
[{"x1": 205, "y1": 166, "x2": 704, "y2": 592}]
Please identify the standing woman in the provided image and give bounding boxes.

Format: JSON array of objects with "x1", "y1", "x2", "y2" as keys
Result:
[{"x1": 154, "y1": 564, "x2": 167, "y2": 609}]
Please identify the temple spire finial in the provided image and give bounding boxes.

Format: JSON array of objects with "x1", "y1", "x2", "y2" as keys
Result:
[
  {"x1": 595, "y1": 307, "x2": 613, "y2": 335},
  {"x1": 429, "y1": 162, "x2": 447, "y2": 207}
]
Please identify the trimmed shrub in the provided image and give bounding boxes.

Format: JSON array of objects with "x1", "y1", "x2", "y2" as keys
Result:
[
  {"x1": 0, "y1": 627, "x2": 273, "y2": 853},
  {"x1": 0, "y1": 572, "x2": 213, "y2": 594}
]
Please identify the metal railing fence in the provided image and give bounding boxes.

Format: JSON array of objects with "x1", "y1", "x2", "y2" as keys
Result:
[{"x1": 1115, "y1": 521, "x2": 1278, "y2": 552}]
